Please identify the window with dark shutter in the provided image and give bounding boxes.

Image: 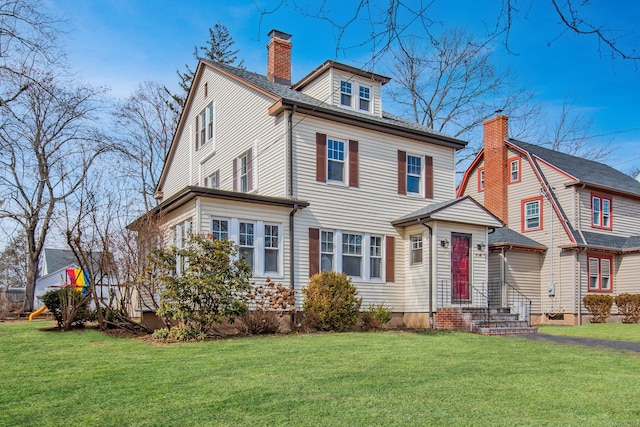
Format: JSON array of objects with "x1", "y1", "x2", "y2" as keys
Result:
[{"x1": 385, "y1": 236, "x2": 395, "y2": 282}]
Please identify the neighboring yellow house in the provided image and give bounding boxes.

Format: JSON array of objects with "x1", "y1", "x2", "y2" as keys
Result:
[
  {"x1": 139, "y1": 30, "x2": 506, "y2": 329},
  {"x1": 458, "y1": 115, "x2": 640, "y2": 325}
]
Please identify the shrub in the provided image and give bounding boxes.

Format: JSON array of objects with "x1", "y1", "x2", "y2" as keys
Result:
[
  {"x1": 360, "y1": 304, "x2": 393, "y2": 331},
  {"x1": 583, "y1": 294, "x2": 614, "y2": 323},
  {"x1": 152, "y1": 235, "x2": 252, "y2": 339},
  {"x1": 302, "y1": 272, "x2": 362, "y2": 331},
  {"x1": 614, "y1": 293, "x2": 640, "y2": 323},
  {"x1": 41, "y1": 287, "x2": 91, "y2": 330}
]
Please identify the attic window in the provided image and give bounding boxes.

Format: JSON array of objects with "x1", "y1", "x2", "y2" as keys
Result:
[
  {"x1": 204, "y1": 82, "x2": 208, "y2": 97},
  {"x1": 359, "y1": 86, "x2": 370, "y2": 111},
  {"x1": 340, "y1": 81, "x2": 352, "y2": 107}
]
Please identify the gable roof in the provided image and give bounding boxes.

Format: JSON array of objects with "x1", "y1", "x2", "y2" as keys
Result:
[
  {"x1": 292, "y1": 60, "x2": 391, "y2": 91},
  {"x1": 509, "y1": 139, "x2": 640, "y2": 197},
  {"x1": 157, "y1": 59, "x2": 467, "y2": 194},
  {"x1": 42, "y1": 248, "x2": 77, "y2": 276},
  {"x1": 391, "y1": 196, "x2": 504, "y2": 227}
]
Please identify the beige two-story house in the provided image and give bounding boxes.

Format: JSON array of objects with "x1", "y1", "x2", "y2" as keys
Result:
[
  {"x1": 140, "y1": 30, "x2": 503, "y2": 328},
  {"x1": 458, "y1": 115, "x2": 640, "y2": 325}
]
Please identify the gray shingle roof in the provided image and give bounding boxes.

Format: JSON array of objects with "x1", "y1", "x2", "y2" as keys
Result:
[
  {"x1": 42, "y1": 248, "x2": 77, "y2": 275},
  {"x1": 207, "y1": 60, "x2": 465, "y2": 146},
  {"x1": 509, "y1": 139, "x2": 640, "y2": 196},
  {"x1": 488, "y1": 227, "x2": 546, "y2": 249},
  {"x1": 581, "y1": 231, "x2": 640, "y2": 250}
]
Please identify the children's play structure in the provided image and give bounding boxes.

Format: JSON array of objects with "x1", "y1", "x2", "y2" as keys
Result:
[{"x1": 29, "y1": 268, "x2": 90, "y2": 321}]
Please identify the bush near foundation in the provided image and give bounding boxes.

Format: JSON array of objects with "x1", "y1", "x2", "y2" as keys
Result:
[
  {"x1": 360, "y1": 303, "x2": 393, "y2": 331},
  {"x1": 41, "y1": 287, "x2": 91, "y2": 330},
  {"x1": 583, "y1": 294, "x2": 613, "y2": 323},
  {"x1": 303, "y1": 272, "x2": 361, "y2": 331},
  {"x1": 614, "y1": 293, "x2": 640, "y2": 323}
]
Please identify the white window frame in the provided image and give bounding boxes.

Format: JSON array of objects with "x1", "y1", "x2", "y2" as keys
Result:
[
  {"x1": 369, "y1": 235, "x2": 383, "y2": 279},
  {"x1": 321, "y1": 230, "x2": 335, "y2": 272},
  {"x1": 410, "y1": 234, "x2": 423, "y2": 265},
  {"x1": 263, "y1": 223, "x2": 280, "y2": 274},
  {"x1": 406, "y1": 154, "x2": 422, "y2": 195},
  {"x1": 524, "y1": 199, "x2": 541, "y2": 231},
  {"x1": 238, "y1": 152, "x2": 248, "y2": 192},
  {"x1": 207, "y1": 103, "x2": 215, "y2": 142},
  {"x1": 358, "y1": 85, "x2": 371, "y2": 112},
  {"x1": 238, "y1": 220, "x2": 255, "y2": 270},
  {"x1": 327, "y1": 138, "x2": 346, "y2": 184},
  {"x1": 175, "y1": 218, "x2": 192, "y2": 275},
  {"x1": 210, "y1": 217, "x2": 229, "y2": 241},
  {"x1": 199, "y1": 110, "x2": 206, "y2": 146},
  {"x1": 207, "y1": 171, "x2": 218, "y2": 189},
  {"x1": 510, "y1": 158, "x2": 520, "y2": 182},
  {"x1": 342, "y1": 232, "x2": 363, "y2": 278},
  {"x1": 340, "y1": 80, "x2": 352, "y2": 107}
]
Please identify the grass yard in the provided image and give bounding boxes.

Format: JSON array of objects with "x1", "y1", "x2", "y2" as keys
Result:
[
  {"x1": 1, "y1": 321, "x2": 639, "y2": 426},
  {"x1": 539, "y1": 323, "x2": 640, "y2": 342}
]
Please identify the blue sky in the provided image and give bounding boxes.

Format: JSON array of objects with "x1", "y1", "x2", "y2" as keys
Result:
[{"x1": 47, "y1": 0, "x2": 640, "y2": 172}]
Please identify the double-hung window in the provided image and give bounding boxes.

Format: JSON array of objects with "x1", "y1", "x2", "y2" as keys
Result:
[
  {"x1": 522, "y1": 197, "x2": 542, "y2": 232},
  {"x1": 321, "y1": 231, "x2": 334, "y2": 272},
  {"x1": 410, "y1": 234, "x2": 423, "y2": 264},
  {"x1": 369, "y1": 236, "x2": 382, "y2": 278},
  {"x1": 509, "y1": 158, "x2": 521, "y2": 183},
  {"x1": 264, "y1": 224, "x2": 279, "y2": 274},
  {"x1": 175, "y1": 218, "x2": 192, "y2": 274},
  {"x1": 591, "y1": 193, "x2": 612, "y2": 230},
  {"x1": 199, "y1": 110, "x2": 206, "y2": 145},
  {"x1": 239, "y1": 152, "x2": 248, "y2": 192},
  {"x1": 588, "y1": 255, "x2": 612, "y2": 292},
  {"x1": 327, "y1": 138, "x2": 345, "y2": 182},
  {"x1": 210, "y1": 218, "x2": 229, "y2": 241},
  {"x1": 207, "y1": 104, "x2": 214, "y2": 141},
  {"x1": 239, "y1": 221, "x2": 255, "y2": 270},
  {"x1": 359, "y1": 86, "x2": 370, "y2": 111},
  {"x1": 407, "y1": 155, "x2": 422, "y2": 194},
  {"x1": 342, "y1": 233, "x2": 363, "y2": 277},
  {"x1": 340, "y1": 81, "x2": 352, "y2": 107}
]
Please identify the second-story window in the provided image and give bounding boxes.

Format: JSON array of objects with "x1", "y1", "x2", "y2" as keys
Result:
[
  {"x1": 509, "y1": 157, "x2": 521, "y2": 183},
  {"x1": 207, "y1": 104, "x2": 214, "y2": 140},
  {"x1": 239, "y1": 153, "x2": 248, "y2": 192},
  {"x1": 359, "y1": 86, "x2": 370, "y2": 112},
  {"x1": 340, "y1": 81, "x2": 352, "y2": 107},
  {"x1": 199, "y1": 110, "x2": 206, "y2": 146},
  {"x1": 407, "y1": 155, "x2": 422, "y2": 194},
  {"x1": 591, "y1": 193, "x2": 612, "y2": 230},
  {"x1": 522, "y1": 197, "x2": 542, "y2": 232},
  {"x1": 327, "y1": 138, "x2": 345, "y2": 183}
]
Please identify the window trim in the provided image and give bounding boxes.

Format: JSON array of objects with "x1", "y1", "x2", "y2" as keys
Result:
[
  {"x1": 327, "y1": 137, "x2": 346, "y2": 184},
  {"x1": 406, "y1": 154, "x2": 423, "y2": 195},
  {"x1": 340, "y1": 80, "x2": 352, "y2": 107},
  {"x1": 410, "y1": 234, "x2": 423, "y2": 265},
  {"x1": 263, "y1": 223, "x2": 281, "y2": 274},
  {"x1": 369, "y1": 235, "x2": 383, "y2": 279},
  {"x1": 210, "y1": 217, "x2": 230, "y2": 241},
  {"x1": 591, "y1": 192, "x2": 613, "y2": 230},
  {"x1": 320, "y1": 230, "x2": 335, "y2": 273},
  {"x1": 509, "y1": 157, "x2": 521, "y2": 184},
  {"x1": 342, "y1": 232, "x2": 363, "y2": 278},
  {"x1": 478, "y1": 167, "x2": 485, "y2": 192},
  {"x1": 199, "y1": 110, "x2": 207, "y2": 147},
  {"x1": 238, "y1": 152, "x2": 249, "y2": 192},
  {"x1": 521, "y1": 196, "x2": 543, "y2": 232},
  {"x1": 238, "y1": 220, "x2": 255, "y2": 271},
  {"x1": 358, "y1": 84, "x2": 371, "y2": 112},
  {"x1": 318, "y1": 229, "x2": 384, "y2": 280},
  {"x1": 587, "y1": 253, "x2": 613, "y2": 292}
]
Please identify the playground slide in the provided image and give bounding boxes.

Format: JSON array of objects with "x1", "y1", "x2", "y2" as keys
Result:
[{"x1": 29, "y1": 305, "x2": 47, "y2": 321}]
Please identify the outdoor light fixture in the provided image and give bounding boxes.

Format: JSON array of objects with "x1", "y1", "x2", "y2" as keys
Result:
[
  {"x1": 440, "y1": 239, "x2": 449, "y2": 248},
  {"x1": 477, "y1": 242, "x2": 486, "y2": 251}
]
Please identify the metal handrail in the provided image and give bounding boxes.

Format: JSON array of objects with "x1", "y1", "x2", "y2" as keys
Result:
[{"x1": 487, "y1": 281, "x2": 532, "y2": 326}]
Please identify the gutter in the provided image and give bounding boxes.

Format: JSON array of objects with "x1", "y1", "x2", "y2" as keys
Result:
[{"x1": 422, "y1": 223, "x2": 434, "y2": 329}]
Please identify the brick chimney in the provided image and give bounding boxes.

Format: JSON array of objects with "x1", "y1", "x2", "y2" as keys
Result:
[
  {"x1": 483, "y1": 115, "x2": 509, "y2": 224},
  {"x1": 267, "y1": 29, "x2": 292, "y2": 85}
]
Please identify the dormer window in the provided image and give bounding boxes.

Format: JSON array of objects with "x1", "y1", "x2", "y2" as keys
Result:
[
  {"x1": 359, "y1": 85, "x2": 370, "y2": 111},
  {"x1": 340, "y1": 81, "x2": 352, "y2": 107}
]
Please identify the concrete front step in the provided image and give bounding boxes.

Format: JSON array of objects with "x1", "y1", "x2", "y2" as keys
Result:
[
  {"x1": 476, "y1": 326, "x2": 538, "y2": 336},
  {"x1": 472, "y1": 320, "x2": 530, "y2": 328},
  {"x1": 469, "y1": 313, "x2": 521, "y2": 322}
]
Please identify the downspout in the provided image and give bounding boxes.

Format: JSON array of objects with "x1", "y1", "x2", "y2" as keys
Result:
[
  {"x1": 422, "y1": 223, "x2": 434, "y2": 328},
  {"x1": 287, "y1": 106, "x2": 299, "y2": 315},
  {"x1": 576, "y1": 184, "x2": 586, "y2": 326}
]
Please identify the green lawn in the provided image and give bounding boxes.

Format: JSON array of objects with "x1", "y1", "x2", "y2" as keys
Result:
[
  {"x1": 539, "y1": 323, "x2": 640, "y2": 342},
  {"x1": 1, "y1": 321, "x2": 639, "y2": 427}
]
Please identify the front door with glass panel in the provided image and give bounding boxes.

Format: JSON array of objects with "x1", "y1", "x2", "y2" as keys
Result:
[{"x1": 451, "y1": 233, "x2": 471, "y2": 302}]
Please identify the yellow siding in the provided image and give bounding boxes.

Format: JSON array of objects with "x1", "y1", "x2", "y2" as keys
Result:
[{"x1": 504, "y1": 251, "x2": 542, "y2": 314}]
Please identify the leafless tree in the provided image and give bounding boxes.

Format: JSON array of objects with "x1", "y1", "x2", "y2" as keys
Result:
[
  {"x1": 0, "y1": 70, "x2": 111, "y2": 312},
  {"x1": 386, "y1": 30, "x2": 539, "y2": 165},
  {"x1": 113, "y1": 81, "x2": 177, "y2": 213},
  {"x1": 538, "y1": 96, "x2": 612, "y2": 161},
  {"x1": 0, "y1": 0, "x2": 60, "y2": 107}
]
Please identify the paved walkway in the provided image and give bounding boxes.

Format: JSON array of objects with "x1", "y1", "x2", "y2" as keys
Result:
[{"x1": 514, "y1": 333, "x2": 640, "y2": 353}]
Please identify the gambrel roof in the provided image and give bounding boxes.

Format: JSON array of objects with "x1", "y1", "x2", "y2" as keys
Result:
[{"x1": 509, "y1": 139, "x2": 640, "y2": 197}]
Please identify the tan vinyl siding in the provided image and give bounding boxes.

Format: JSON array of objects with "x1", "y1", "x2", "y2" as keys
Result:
[
  {"x1": 503, "y1": 251, "x2": 542, "y2": 314},
  {"x1": 403, "y1": 224, "x2": 430, "y2": 313},
  {"x1": 162, "y1": 66, "x2": 287, "y2": 200},
  {"x1": 298, "y1": 70, "x2": 331, "y2": 103},
  {"x1": 459, "y1": 161, "x2": 486, "y2": 205},
  {"x1": 577, "y1": 188, "x2": 640, "y2": 237},
  {"x1": 331, "y1": 70, "x2": 383, "y2": 117}
]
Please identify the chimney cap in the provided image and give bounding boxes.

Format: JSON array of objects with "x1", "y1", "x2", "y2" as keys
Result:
[{"x1": 268, "y1": 29, "x2": 292, "y2": 41}]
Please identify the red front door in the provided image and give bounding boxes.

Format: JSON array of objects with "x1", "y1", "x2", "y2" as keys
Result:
[{"x1": 451, "y1": 233, "x2": 471, "y2": 301}]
